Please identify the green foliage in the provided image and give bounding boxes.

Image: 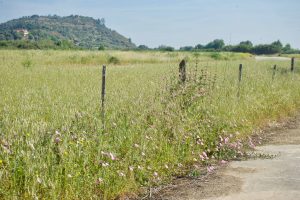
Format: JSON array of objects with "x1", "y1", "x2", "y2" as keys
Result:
[
  {"x1": 205, "y1": 39, "x2": 225, "y2": 50},
  {"x1": 108, "y1": 56, "x2": 120, "y2": 64},
  {"x1": 210, "y1": 52, "x2": 223, "y2": 60},
  {"x1": 98, "y1": 44, "x2": 105, "y2": 51},
  {"x1": 137, "y1": 45, "x2": 149, "y2": 50},
  {"x1": 21, "y1": 57, "x2": 33, "y2": 68},
  {"x1": 179, "y1": 46, "x2": 194, "y2": 51},
  {"x1": 0, "y1": 39, "x2": 78, "y2": 50},
  {"x1": 157, "y1": 45, "x2": 175, "y2": 51},
  {"x1": 0, "y1": 15, "x2": 136, "y2": 49}
]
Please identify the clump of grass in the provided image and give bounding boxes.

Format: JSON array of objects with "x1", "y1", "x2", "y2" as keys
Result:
[{"x1": 21, "y1": 57, "x2": 33, "y2": 68}]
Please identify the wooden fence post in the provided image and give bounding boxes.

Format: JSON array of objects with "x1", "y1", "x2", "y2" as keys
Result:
[
  {"x1": 291, "y1": 57, "x2": 295, "y2": 72},
  {"x1": 179, "y1": 59, "x2": 186, "y2": 83},
  {"x1": 272, "y1": 65, "x2": 277, "y2": 80},
  {"x1": 101, "y1": 65, "x2": 106, "y2": 131},
  {"x1": 237, "y1": 64, "x2": 243, "y2": 98},
  {"x1": 239, "y1": 64, "x2": 243, "y2": 82}
]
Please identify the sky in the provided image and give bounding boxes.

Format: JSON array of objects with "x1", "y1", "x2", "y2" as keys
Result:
[{"x1": 0, "y1": 0, "x2": 299, "y2": 48}]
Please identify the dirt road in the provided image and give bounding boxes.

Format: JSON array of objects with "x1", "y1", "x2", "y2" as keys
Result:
[
  {"x1": 156, "y1": 115, "x2": 300, "y2": 200},
  {"x1": 255, "y1": 56, "x2": 291, "y2": 61}
]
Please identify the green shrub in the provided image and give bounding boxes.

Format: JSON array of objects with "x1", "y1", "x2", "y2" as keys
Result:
[
  {"x1": 108, "y1": 56, "x2": 120, "y2": 64},
  {"x1": 22, "y1": 58, "x2": 33, "y2": 68}
]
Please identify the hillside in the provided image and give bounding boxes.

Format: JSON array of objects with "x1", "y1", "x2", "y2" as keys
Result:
[{"x1": 0, "y1": 15, "x2": 136, "y2": 49}]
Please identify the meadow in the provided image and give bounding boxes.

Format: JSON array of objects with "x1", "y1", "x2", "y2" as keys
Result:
[{"x1": 0, "y1": 50, "x2": 300, "y2": 199}]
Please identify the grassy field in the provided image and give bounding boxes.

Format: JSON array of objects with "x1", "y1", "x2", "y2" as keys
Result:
[{"x1": 0, "y1": 50, "x2": 299, "y2": 199}]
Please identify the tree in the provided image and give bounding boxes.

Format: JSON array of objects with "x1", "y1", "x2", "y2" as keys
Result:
[
  {"x1": 195, "y1": 44, "x2": 204, "y2": 50},
  {"x1": 239, "y1": 40, "x2": 253, "y2": 47},
  {"x1": 98, "y1": 44, "x2": 105, "y2": 50},
  {"x1": 180, "y1": 46, "x2": 194, "y2": 51},
  {"x1": 137, "y1": 45, "x2": 149, "y2": 50},
  {"x1": 282, "y1": 44, "x2": 292, "y2": 53},
  {"x1": 205, "y1": 39, "x2": 225, "y2": 50},
  {"x1": 231, "y1": 41, "x2": 253, "y2": 53},
  {"x1": 157, "y1": 45, "x2": 174, "y2": 51}
]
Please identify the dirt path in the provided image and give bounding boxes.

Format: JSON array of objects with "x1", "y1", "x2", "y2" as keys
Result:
[
  {"x1": 255, "y1": 56, "x2": 291, "y2": 61},
  {"x1": 155, "y1": 115, "x2": 300, "y2": 200}
]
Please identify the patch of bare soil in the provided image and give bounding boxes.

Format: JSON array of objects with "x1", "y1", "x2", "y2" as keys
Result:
[{"x1": 149, "y1": 167, "x2": 242, "y2": 200}]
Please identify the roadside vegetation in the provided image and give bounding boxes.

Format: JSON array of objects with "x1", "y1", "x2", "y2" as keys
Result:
[{"x1": 0, "y1": 50, "x2": 300, "y2": 199}]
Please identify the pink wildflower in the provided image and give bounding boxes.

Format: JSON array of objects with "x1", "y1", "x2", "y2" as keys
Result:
[
  {"x1": 54, "y1": 137, "x2": 61, "y2": 144},
  {"x1": 109, "y1": 153, "x2": 116, "y2": 160},
  {"x1": 220, "y1": 160, "x2": 228, "y2": 164},
  {"x1": 207, "y1": 166, "x2": 215, "y2": 173},
  {"x1": 224, "y1": 137, "x2": 229, "y2": 144}
]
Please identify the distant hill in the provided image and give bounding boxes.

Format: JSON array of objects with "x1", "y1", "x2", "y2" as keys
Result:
[{"x1": 0, "y1": 15, "x2": 136, "y2": 49}]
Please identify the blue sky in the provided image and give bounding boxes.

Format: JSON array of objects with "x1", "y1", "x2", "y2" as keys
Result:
[{"x1": 0, "y1": 0, "x2": 299, "y2": 48}]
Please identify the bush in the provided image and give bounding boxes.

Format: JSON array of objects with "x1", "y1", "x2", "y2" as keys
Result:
[
  {"x1": 210, "y1": 52, "x2": 222, "y2": 60},
  {"x1": 98, "y1": 45, "x2": 105, "y2": 51},
  {"x1": 108, "y1": 56, "x2": 120, "y2": 64}
]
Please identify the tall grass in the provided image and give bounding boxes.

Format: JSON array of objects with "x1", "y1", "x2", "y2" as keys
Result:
[{"x1": 0, "y1": 50, "x2": 299, "y2": 199}]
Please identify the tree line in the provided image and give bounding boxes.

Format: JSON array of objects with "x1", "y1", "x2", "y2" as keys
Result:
[{"x1": 137, "y1": 39, "x2": 299, "y2": 54}]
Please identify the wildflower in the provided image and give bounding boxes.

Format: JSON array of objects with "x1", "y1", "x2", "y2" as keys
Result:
[
  {"x1": 137, "y1": 165, "x2": 143, "y2": 170},
  {"x1": 207, "y1": 166, "x2": 215, "y2": 173},
  {"x1": 134, "y1": 144, "x2": 140, "y2": 148},
  {"x1": 29, "y1": 142, "x2": 35, "y2": 150},
  {"x1": 129, "y1": 166, "x2": 134, "y2": 171},
  {"x1": 248, "y1": 138, "x2": 255, "y2": 149},
  {"x1": 67, "y1": 174, "x2": 72, "y2": 178},
  {"x1": 118, "y1": 172, "x2": 125, "y2": 177},
  {"x1": 219, "y1": 136, "x2": 223, "y2": 142},
  {"x1": 101, "y1": 162, "x2": 109, "y2": 167},
  {"x1": 229, "y1": 142, "x2": 237, "y2": 149},
  {"x1": 153, "y1": 172, "x2": 158, "y2": 177},
  {"x1": 224, "y1": 137, "x2": 229, "y2": 144},
  {"x1": 141, "y1": 152, "x2": 146, "y2": 156},
  {"x1": 220, "y1": 160, "x2": 228, "y2": 165},
  {"x1": 109, "y1": 152, "x2": 116, "y2": 160},
  {"x1": 178, "y1": 163, "x2": 183, "y2": 168},
  {"x1": 37, "y1": 177, "x2": 42, "y2": 184},
  {"x1": 164, "y1": 164, "x2": 169, "y2": 169},
  {"x1": 96, "y1": 177, "x2": 104, "y2": 185},
  {"x1": 199, "y1": 155, "x2": 205, "y2": 161},
  {"x1": 54, "y1": 137, "x2": 61, "y2": 144},
  {"x1": 55, "y1": 130, "x2": 60, "y2": 136}
]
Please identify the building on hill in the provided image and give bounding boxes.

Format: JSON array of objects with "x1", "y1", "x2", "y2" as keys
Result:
[{"x1": 15, "y1": 29, "x2": 29, "y2": 38}]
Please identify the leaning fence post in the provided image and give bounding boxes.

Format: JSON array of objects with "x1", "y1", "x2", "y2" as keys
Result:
[
  {"x1": 179, "y1": 59, "x2": 186, "y2": 83},
  {"x1": 272, "y1": 65, "x2": 277, "y2": 80},
  {"x1": 101, "y1": 65, "x2": 106, "y2": 132},
  {"x1": 237, "y1": 64, "x2": 243, "y2": 98},
  {"x1": 291, "y1": 57, "x2": 295, "y2": 72}
]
